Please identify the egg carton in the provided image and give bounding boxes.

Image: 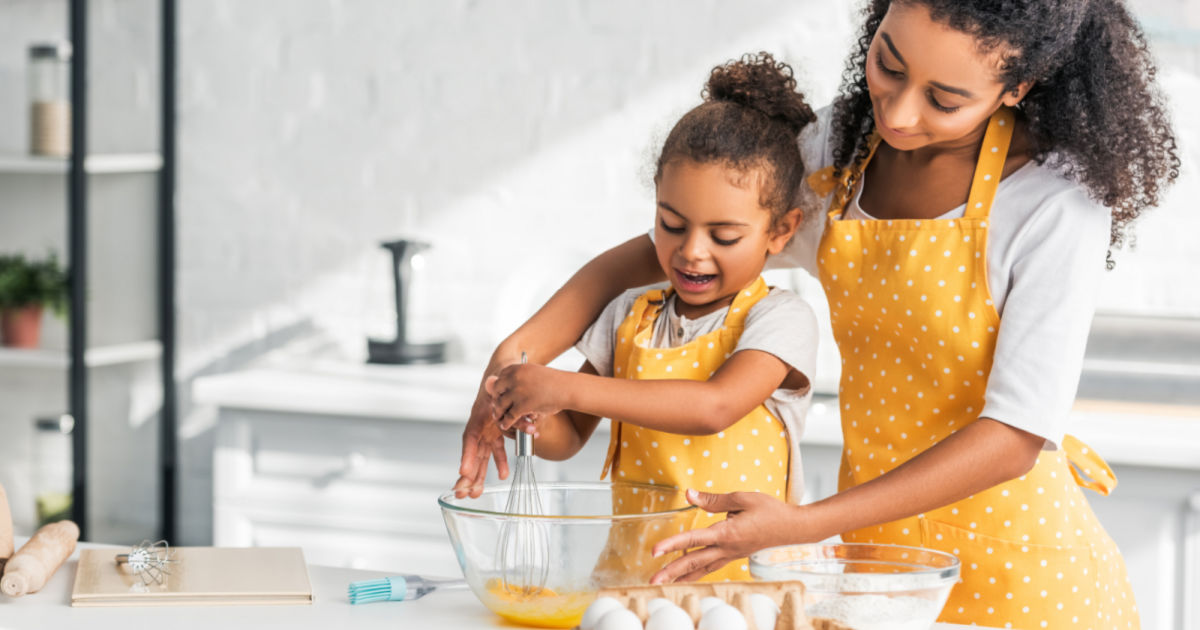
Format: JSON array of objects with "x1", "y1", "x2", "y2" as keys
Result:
[{"x1": 591, "y1": 581, "x2": 852, "y2": 630}]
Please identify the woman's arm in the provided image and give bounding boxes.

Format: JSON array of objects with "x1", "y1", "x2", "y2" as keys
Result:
[
  {"x1": 494, "y1": 349, "x2": 791, "y2": 436},
  {"x1": 649, "y1": 417, "x2": 1043, "y2": 582},
  {"x1": 454, "y1": 234, "x2": 663, "y2": 498}
]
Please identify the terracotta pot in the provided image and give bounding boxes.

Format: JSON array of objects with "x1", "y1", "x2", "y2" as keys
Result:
[{"x1": 0, "y1": 305, "x2": 45, "y2": 348}]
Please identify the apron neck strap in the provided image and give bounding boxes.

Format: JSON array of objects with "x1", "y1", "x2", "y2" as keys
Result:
[
  {"x1": 827, "y1": 108, "x2": 1016, "y2": 221},
  {"x1": 827, "y1": 134, "x2": 882, "y2": 220},
  {"x1": 964, "y1": 107, "x2": 1016, "y2": 220},
  {"x1": 721, "y1": 276, "x2": 769, "y2": 328}
]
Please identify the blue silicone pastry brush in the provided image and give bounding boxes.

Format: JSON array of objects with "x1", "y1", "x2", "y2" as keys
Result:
[{"x1": 347, "y1": 575, "x2": 467, "y2": 604}]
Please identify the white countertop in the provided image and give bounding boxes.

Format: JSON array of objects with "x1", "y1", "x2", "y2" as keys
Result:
[
  {"x1": 193, "y1": 357, "x2": 1200, "y2": 471},
  {"x1": 0, "y1": 539, "x2": 985, "y2": 630}
]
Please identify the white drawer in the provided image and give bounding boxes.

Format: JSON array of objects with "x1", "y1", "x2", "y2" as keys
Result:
[
  {"x1": 214, "y1": 504, "x2": 461, "y2": 576},
  {"x1": 215, "y1": 411, "x2": 461, "y2": 513}
]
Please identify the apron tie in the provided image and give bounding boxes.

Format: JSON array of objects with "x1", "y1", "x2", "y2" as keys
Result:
[{"x1": 1062, "y1": 434, "x2": 1118, "y2": 496}]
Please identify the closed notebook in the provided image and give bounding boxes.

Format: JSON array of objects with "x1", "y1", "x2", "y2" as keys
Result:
[{"x1": 71, "y1": 547, "x2": 312, "y2": 606}]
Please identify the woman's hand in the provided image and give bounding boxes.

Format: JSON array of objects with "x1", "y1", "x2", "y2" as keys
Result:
[
  {"x1": 491, "y1": 364, "x2": 566, "y2": 430},
  {"x1": 649, "y1": 489, "x2": 809, "y2": 584}
]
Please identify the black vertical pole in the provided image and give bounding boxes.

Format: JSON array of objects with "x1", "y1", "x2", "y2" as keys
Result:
[
  {"x1": 68, "y1": 0, "x2": 88, "y2": 541},
  {"x1": 159, "y1": 0, "x2": 178, "y2": 543}
]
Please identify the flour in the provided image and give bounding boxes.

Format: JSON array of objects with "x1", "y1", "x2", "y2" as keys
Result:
[
  {"x1": 799, "y1": 570, "x2": 950, "y2": 594},
  {"x1": 807, "y1": 594, "x2": 941, "y2": 630}
]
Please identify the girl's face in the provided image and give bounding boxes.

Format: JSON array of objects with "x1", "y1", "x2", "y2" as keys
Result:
[
  {"x1": 865, "y1": 1, "x2": 1029, "y2": 151},
  {"x1": 654, "y1": 160, "x2": 799, "y2": 317}
]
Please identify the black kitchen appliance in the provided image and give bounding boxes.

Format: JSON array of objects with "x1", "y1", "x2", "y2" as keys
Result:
[{"x1": 367, "y1": 239, "x2": 447, "y2": 364}]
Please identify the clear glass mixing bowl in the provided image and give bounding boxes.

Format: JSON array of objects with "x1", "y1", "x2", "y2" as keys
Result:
[
  {"x1": 439, "y1": 481, "x2": 699, "y2": 629},
  {"x1": 750, "y1": 542, "x2": 960, "y2": 630}
]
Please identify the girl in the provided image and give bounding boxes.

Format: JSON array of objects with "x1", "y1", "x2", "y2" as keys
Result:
[
  {"x1": 484, "y1": 53, "x2": 821, "y2": 582},
  {"x1": 458, "y1": 1, "x2": 1178, "y2": 627}
]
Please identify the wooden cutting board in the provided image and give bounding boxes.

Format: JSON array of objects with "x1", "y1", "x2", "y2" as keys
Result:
[{"x1": 71, "y1": 547, "x2": 312, "y2": 606}]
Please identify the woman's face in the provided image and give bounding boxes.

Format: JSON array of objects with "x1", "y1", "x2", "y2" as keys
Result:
[{"x1": 865, "y1": 2, "x2": 1027, "y2": 151}]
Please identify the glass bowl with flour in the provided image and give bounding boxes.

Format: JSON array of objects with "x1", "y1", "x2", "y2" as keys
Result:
[{"x1": 750, "y1": 542, "x2": 959, "y2": 630}]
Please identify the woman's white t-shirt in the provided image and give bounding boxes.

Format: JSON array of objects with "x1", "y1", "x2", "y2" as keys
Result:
[{"x1": 770, "y1": 106, "x2": 1111, "y2": 448}]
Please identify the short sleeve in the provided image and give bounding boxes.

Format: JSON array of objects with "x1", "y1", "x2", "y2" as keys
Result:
[
  {"x1": 735, "y1": 288, "x2": 820, "y2": 385},
  {"x1": 575, "y1": 289, "x2": 645, "y2": 377},
  {"x1": 980, "y1": 188, "x2": 1111, "y2": 449}
]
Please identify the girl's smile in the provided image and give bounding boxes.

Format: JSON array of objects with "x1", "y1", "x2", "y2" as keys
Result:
[{"x1": 673, "y1": 269, "x2": 717, "y2": 293}]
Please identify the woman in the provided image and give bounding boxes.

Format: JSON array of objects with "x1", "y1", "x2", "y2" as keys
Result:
[{"x1": 456, "y1": 1, "x2": 1178, "y2": 626}]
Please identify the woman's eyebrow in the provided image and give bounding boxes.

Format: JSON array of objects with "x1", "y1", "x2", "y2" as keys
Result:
[
  {"x1": 881, "y1": 32, "x2": 907, "y2": 65},
  {"x1": 657, "y1": 202, "x2": 684, "y2": 218},
  {"x1": 930, "y1": 80, "x2": 974, "y2": 99},
  {"x1": 880, "y1": 31, "x2": 976, "y2": 99}
]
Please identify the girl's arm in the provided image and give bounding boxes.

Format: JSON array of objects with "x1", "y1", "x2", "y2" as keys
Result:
[
  {"x1": 493, "y1": 349, "x2": 792, "y2": 436},
  {"x1": 648, "y1": 417, "x2": 1044, "y2": 583},
  {"x1": 454, "y1": 235, "x2": 663, "y2": 498},
  {"x1": 522, "y1": 362, "x2": 604, "y2": 461}
]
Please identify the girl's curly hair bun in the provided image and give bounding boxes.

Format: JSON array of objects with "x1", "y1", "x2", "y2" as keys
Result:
[
  {"x1": 656, "y1": 52, "x2": 816, "y2": 228},
  {"x1": 705, "y1": 52, "x2": 817, "y2": 136}
]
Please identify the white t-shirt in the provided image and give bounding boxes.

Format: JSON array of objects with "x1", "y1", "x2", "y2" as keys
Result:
[
  {"x1": 770, "y1": 105, "x2": 1111, "y2": 448},
  {"x1": 576, "y1": 285, "x2": 818, "y2": 503}
]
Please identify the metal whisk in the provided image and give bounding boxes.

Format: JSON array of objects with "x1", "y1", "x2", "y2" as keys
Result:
[{"x1": 495, "y1": 352, "x2": 550, "y2": 596}]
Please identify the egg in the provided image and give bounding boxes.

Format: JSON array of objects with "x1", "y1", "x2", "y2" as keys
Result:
[
  {"x1": 596, "y1": 607, "x2": 644, "y2": 630},
  {"x1": 698, "y1": 596, "x2": 725, "y2": 614},
  {"x1": 645, "y1": 604, "x2": 694, "y2": 630},
  {"x1": 646, "y1": 597, "x2": 676, "y2": 615},
  {"x1": 698, "y1": 603, "x2": 747, "y2": 630},
  {"x1": 748, "y1": 593, "x2": 779, "y2": 630},
  {"x1": 581, "y1": 597, "x2": 626, "y2": 630}
]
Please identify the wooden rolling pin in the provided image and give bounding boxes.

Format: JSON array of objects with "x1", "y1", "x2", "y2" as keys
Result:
[
  {"x1": 1, "y1": 520, "x2": 79, "y2": 597},
  {"x1": 0, "y1": 484, "x2": 12, "y2": 573}
]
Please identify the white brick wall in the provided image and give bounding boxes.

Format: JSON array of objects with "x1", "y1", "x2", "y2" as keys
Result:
[
  {"x1": 168, "y1": 0, "x2": 1200, "y2": 542},
  {"x1": 2, "y1": 0, "x2": 1198, "y2": 545},
  {"x1": 171, "y1": 0, "x2": 859, "y2": 543},
  {"x1": 174, "y1": 1, "x2": 856, "y2": 371}
]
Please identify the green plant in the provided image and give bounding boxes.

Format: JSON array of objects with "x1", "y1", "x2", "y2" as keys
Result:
[{"x1": 0, "y1": 252, "x2": 68, "y2": 317}]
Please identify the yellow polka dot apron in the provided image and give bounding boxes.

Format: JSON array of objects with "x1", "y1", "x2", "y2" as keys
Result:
[
  {"x1": 598, "y1": 276, "x2": 790, "y2": 582},
  {"x1": 810, "y1": 108, "x2": 1139, "y2": 628}
]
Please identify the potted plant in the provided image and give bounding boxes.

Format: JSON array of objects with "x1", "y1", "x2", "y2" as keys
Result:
[{"x1": 0, "y1": 252, "x2": 68, "y2": 348}]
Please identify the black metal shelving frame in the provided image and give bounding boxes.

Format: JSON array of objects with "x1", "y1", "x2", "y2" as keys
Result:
[{"x1": 66, "y1": 0, "x2": 177, "y2": 542}]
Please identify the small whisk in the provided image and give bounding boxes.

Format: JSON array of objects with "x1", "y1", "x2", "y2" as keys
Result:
[{"x1": 495, "y1": 352, "x2": 550, "y2": 596}]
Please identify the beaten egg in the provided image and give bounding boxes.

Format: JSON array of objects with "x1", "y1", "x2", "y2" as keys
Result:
[{"x1": 481, "y1": 578, "x2": 594, "y2": 628}]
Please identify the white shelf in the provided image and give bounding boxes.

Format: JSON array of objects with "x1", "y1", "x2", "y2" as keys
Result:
[
  {"x1": 0, "y1": 153, "x2": 162, "y2": 174},
  {"x1": 0, "y1": 340, "x2": 162, "y2": 369}
]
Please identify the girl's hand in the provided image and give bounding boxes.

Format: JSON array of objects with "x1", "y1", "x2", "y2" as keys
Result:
[
  {"x1": 491, "y1": 364, "x2": 566, "y2": 430},
  {"x1": 453, "y1": 350, "x2": 524, "y2": 499},
  {"x1": 484, "y1": 375, "x2": 540, "y2": 437},
  {"x1": 649, "y1": 489, "x2": 806, "y2": 584}
]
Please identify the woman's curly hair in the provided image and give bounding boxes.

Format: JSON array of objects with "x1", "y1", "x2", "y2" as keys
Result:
[
  {"x1": 831, "y1": 0, "x2": 1180, "y2": 250},
  {"x1": 657, "y1": 52, "x2": 817, "y2": 230}
]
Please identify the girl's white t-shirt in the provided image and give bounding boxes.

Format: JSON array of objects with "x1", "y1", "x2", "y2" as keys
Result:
[{"x1": 769, "y1": 106, "x2": 1111, "y2": 448}]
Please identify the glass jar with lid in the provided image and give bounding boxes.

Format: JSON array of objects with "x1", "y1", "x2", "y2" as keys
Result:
[
  {"x1": 33, "y1": 414, "x2": 74, "y2": 526},
  {"x1": 28, "y1": 41, "x2": 72, "y2": 157}
]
